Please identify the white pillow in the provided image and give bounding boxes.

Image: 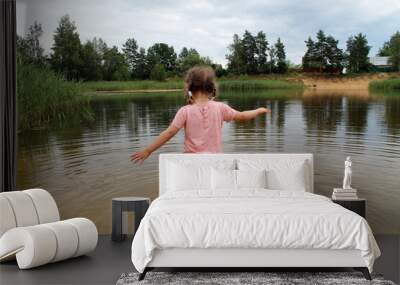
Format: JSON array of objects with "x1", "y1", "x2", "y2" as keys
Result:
[
  {"x1": 236, "y1": 169, "x2": 267, "y2": 189},
  {"x1": 167, "y1": 162, "x2": 212, "y2": 192},
  {"x1": 266, "y1": 162, "x2": 306, "y2": 191},
  {"x1": 211, "y1": 169, "x2": 267, "y2": 191},
  {"x1": 211, "y1": 168, "x2": 236, "y2": 191},
  {"x1": 237, "y1": 159, "x2": 307, "y2": 191}
]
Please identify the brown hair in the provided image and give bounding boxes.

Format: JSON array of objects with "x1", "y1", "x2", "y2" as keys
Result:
[{"x1": 184, "y1": 66, "x2": 218, "y2": 104}]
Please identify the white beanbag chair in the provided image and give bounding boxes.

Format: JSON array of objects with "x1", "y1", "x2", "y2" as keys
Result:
[{"x1": 0, "y1": 189, "x2": 98, "y2": 269}]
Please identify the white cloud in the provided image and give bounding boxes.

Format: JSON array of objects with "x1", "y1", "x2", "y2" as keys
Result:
[{"x1": 17, "y1": 0, "x2": 400, "y2": 65}]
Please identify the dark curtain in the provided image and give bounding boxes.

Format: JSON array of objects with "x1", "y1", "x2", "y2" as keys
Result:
[{"x1": 0, "y1": 0, "x2": 17, "y2": 192}]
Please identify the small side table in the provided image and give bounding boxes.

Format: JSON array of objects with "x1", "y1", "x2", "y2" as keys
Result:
[
  {"x1": 112, "y1": 197, "x2": 150, "y2": 242},
  {"x1": 332, "y1": 198, "x2": 366, "y2": 218}
]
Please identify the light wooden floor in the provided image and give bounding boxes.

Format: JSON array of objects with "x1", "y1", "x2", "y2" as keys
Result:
[{"x1": 0, "y1": 235, "x2": 398, "y2": 285}]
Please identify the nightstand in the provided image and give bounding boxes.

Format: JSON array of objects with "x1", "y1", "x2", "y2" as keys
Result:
[
  {"x1": 332, "y1": 198, "x2": 366, "y2": 218},
  {"x1": 112, "y1": 197, "x2": 150, "y2": 242}
]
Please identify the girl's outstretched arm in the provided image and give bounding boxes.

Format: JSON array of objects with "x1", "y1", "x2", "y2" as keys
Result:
[
  {"x1": 130, "y1": 125, "x2": 179, "y2": 164},
  {"x1": 234, "y1": 107, "x2": 270, "y2": 122}
]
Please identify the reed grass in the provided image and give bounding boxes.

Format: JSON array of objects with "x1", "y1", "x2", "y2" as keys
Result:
[
  {"x1": 369, "y1": 78, "x2": 400, "y2": 92},
  {"x1": 17, "y1": 64, "x2": 94, "y2": 130}
]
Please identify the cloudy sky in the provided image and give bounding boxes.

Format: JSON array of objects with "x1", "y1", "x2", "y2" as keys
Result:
[{"x1": 17, "y1": 0, "x2": 400, "y2": 65}]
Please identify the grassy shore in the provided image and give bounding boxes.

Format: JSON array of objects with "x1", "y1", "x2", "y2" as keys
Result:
[
  {"x1": 218, "y1": 78, "x2": 303, "y2": 91},
  {"x1": 82, "y1": 76, "x2": 304, "y2": 93},
  {"x1": 369, "y1": 77, "x2": 400, "y2": 92},
  {"x1": 82, "y1": 80, "x2": 182, "y2": 92}
]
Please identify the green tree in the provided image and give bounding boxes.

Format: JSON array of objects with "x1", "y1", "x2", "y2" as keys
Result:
[
  {"x1": 378, "y1": 42, "x2": 391, "y2": 56},
  {"x1": 316, "y1": 30, "x2": 327, "y2": 71},
  {"x1": 135, "y1": 47, "x2": 150, "y2": 79},
  {"x1": 201, "y1": 56, "x2": 213, "y2": 66},
  {"x1": 122, "y1": 38, "x2": 139, "y2": 78},
  {"x1": 178, "y1": 47, "x2": 199, "y2": 72},
  {"x1": 269, "y1": 46, "x2": 277, "y2": 73},
  {"x1": 226, "y1": 34, "x2": 245, "y2": 75},
  {"x1": 150, "y1": 63, "x2": 167, "y2": 81},
  {"x1": 345, "y1": 33, "x2": 371, "y2": 73},
  {"x1": 274, "y1": 38, "x2": 288, "y2": 73},
  {"x1": 50, "y1": 15, "x2": 82, "y2": 80},
  {"x1": 17, "y1": 21, "x2": 46, "y2": 66},
  {"x1": 325, "y1": 35, "x2": 344, "y2": 71},
  {"x1": 242, "y1": 30, "x2": 258, "y2": 74},
  {"x1": 302, "y1": 37, "x2": 317, "y2": 69},
  {"x1": 177, "y1": 47, "x2": 212, "y2": 73},
  {"x1": 387, "y1": 31, "x2": 400, "y2": 71},
  {"x1": 103, "y1": 46, "x2": 130, "y2": 81},
  {"x1": 92, "y1": 37, "x2": 108, "y2": 58},
  {"x1": 179, "y1": 47, "x2": 189, "y2": 59},
  {"x1": 211, "y1": 63, "x2": 228, "y2": 77},
  {"x1": 255, "y1": 31, "x2": 268, "y2": 73},
  {"x1": 80, "y1": 40, "x2": 103, "y2": 81},
  {"x1": 302, "y1": 30, "x2": 344, "y2": 72},
  {"x1": 147, "y1": 43, "x2": 177, "y2": 74}
]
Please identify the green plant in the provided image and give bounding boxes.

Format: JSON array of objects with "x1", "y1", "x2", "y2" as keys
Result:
[
  {"x1": 369, "y1": 78, "x2": 400, "y2": 92},
  {"x1": 149, "y1": 64, "x2": 167, "y2": 81},
  {"x1": 17, "y1": 64, "x2": 93, "y2": 130}
]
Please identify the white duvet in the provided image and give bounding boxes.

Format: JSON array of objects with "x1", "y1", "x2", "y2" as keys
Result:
[{"x1": 131, "y1": 190, "x2": 380, "y2": 273}]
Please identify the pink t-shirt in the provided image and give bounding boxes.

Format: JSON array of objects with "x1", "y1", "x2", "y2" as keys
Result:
[{"x1": 171, "y1": 100, "x2": 238, "y2": 153}]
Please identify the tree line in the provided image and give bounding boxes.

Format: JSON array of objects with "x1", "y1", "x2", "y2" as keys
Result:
[
  {"x1": 17, "y1": 14, "x2": 400, "y2": 83},
  {"x1": 17, "y1": 15, "x2": 225, "y2": 82},
  {"x1": 227, "y1": 29, "x2": 400, "y2": 74},
  {"x1": 377, "y1": 31, "x2": 400, "y2": 71},
  {"x1": 226, "y1": 31, "x2": 288, "y2": 75},
  {"x1": 302, "y1": 30, "x2": 400, "y2": 73}
]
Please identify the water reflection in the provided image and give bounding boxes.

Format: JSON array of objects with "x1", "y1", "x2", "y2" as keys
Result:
[
  {"x1": 17, "y1": 90, "x2": 400, "y2": 234},
  {"x1": 302, "y1": 93, "x2": 343, "y2": 132},
  {"x1": 384, "y1": 96, "x2": 400, "y2": 136},
  {"x1": 346, "y1": 97, "x2": 370, "y2": 134}
]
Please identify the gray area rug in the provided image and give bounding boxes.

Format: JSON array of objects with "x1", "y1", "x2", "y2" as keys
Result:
[{"x1": 116, "y1": 272, "x2": 396, "y2": 285}]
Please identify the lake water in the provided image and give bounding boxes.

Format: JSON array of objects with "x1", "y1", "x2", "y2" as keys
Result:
[{"x1": 17, "y1": 90, "x2": 400, "y2": 234}]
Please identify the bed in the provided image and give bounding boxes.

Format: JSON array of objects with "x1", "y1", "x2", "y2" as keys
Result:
[{"x1": 131, "y1": 153, "x2": 380, "y2": 280}]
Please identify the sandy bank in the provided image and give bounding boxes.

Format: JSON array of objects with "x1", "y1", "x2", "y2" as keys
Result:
[{"x1": 298, "y1": 73, "x2": 395, "y2": 90}]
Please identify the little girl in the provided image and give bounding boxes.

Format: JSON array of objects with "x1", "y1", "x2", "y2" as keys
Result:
[{"x1": 131, "y1": 66, "x2": 270, "y2": 164}]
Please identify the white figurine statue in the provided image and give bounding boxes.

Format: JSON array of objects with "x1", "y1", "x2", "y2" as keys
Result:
[{"x1": 343, "y1": 156, "x2": 352, "y2": 189}]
